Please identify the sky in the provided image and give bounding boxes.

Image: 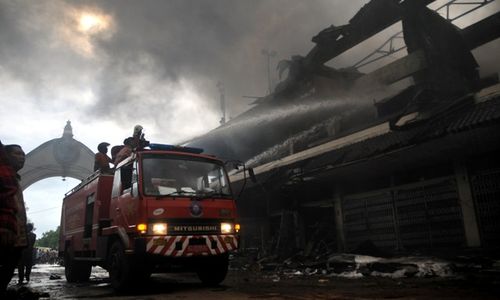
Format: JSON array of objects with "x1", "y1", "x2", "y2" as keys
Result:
[{"x1": 1, "y1": 0, "x2": 499, "y2": 238}]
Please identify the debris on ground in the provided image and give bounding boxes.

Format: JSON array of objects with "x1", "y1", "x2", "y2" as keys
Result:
[
  {"x1": 49, "y1": 274, "x2": 61, "y2": 280},
  {"x1": 3, "y1": 286, "x2": 50, "y2": 300},
  {"x1": 230, "y1": 245, "x2": 500, "y2": 282}
]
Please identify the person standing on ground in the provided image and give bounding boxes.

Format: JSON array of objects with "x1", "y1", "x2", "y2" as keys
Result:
[
  {"x1": 94, "y1": 142, "x2": 112, "y2": 174},
  {"x1": 0, "y1": 141, "x2": 20, "y2": 295},
  {"x1": 17, "y1": 223, "x2": 36, "y2": 285},
  {"x1": 0, "y1": 144, "x2": 28, "y2": 292}
]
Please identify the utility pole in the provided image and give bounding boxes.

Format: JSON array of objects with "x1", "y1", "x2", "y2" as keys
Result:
[
  {"x1": 217, "y1": 81, "x2": 226, "y2": 125},
  {"x1": 261, "y1": 49, "x2": 277, "y2": 94}
]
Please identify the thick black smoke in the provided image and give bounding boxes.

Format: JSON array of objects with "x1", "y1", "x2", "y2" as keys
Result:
[
  {"x1": 0, "y1": 0, "x2": 498, "y2": 142},
  {"x1": 0, "y1": 0, "x2": 365, "y2": 128}
]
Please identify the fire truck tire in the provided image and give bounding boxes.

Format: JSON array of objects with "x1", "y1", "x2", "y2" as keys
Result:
[
  {"x1": 196, "y1": 253, "x2": 229, "y2": 286},
  {"x1": 109, "y1": 241, "x2": 135, "y2": 292},
  {"x1": 64, "y1": 248, "x2": 92, "y2": 282}
]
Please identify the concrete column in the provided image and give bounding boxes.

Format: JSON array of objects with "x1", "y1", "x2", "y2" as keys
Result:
[
  {"x1": 454, "y1": 161, "x2": 481, "y2": 247},
  {"x1": 333, "y1": 189, "x2": 346, "y2": 252}
]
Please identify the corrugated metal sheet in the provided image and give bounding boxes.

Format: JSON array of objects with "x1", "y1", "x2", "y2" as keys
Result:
[
  {"x1": 305, "y1": 96, "x2": 500, "y2": 172},
  {"x1": 343, "y1": 191, "x2": 398, "y2": 251},
  {"x1": 395, "y1": 178, "x2": 465, "y2": 249},
  {"x1": 342, "y1": 177, "x2": 466, "y2": 251},
  {"x1": 470, "y1": 167, "x2": 500, "y2": 246},
  {"x1": 447, "y1": 99, "x2": 500, "y2": 132}
]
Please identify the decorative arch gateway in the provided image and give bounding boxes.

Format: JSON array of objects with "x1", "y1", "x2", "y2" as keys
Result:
[{"x1": 19, "y1": 121, "x2": 95, "y2": 190}]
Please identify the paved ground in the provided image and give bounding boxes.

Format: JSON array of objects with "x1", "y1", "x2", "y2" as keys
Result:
[{"x1": 6, "y1": 263, "x2": 500, "y2": 299}]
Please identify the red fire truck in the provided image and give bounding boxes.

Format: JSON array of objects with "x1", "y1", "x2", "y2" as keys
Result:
[{"x1": 59, "y1": 143, "x2": 242, "y2": 291}]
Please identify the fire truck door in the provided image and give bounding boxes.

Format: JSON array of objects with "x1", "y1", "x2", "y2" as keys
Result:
[
  {"x1": 83, "y1": 193, "x2": 95, "y2": 239},
  {"x1": 114, "y1": 163, "x2": 139, "y2": 228}
]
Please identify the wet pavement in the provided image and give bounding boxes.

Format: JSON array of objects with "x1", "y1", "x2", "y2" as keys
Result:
[
  {"x1": 9, "y1": 264, "x2": 249, "y2": 299},
  {"x1": 6, "y1": 259, "x2": 500, "y2": 299}
]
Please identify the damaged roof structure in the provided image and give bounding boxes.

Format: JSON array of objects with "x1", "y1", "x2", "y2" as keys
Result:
[{"x1": 186, "y1": 0, "x2": 500, "y2": 255}]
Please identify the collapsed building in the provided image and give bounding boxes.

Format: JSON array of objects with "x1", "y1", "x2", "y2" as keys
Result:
[{"x1": 187, "y1": 0, "x2": 500, "y2": 255}]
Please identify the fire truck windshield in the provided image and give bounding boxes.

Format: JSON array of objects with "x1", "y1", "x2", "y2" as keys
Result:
[{"x1": 141, "y1": 154, "x2": 231, "y2": 198}]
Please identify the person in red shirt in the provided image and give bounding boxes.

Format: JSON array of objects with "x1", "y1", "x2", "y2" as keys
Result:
[
  {"x1": 0, "y1": 141, "x2": 18, "y2": 248},
  {"x1": 94, "y1": 142, "x2": 112, "y2": 174},
  {"x1": 114, "y1": 137, "x2": 136, "y2": 166}
]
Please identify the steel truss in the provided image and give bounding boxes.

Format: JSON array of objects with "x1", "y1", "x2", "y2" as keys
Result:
[{"x1": 353, "y1": 0, "x2": 495, "y2": 69}]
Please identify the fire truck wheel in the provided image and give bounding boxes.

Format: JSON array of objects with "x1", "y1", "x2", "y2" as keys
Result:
[
  {"x1": 196, "y1": 253, "x2": 229, "y2": 286},
  {"x1": 109, "y1": 241, "x2": 134, "y2": 292},
  {"x1": 64, "y1": 247, "x2": 92, "y2": 282}
]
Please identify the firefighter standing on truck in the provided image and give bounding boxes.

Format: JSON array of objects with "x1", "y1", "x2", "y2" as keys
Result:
[{"x1": 94, "y1": 142, "x2": 112, "y2": 174}]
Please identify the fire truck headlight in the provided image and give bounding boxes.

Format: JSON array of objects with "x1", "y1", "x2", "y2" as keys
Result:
[
  {"x1": 151, "y1": 223, "x2": 168, "y2": 235},
  {"x1": 137, "y1": 223, "x2": 148, "y2": 234},
  {"x1": 220, "y1": 222, "x2": 234, "y2": 234}
]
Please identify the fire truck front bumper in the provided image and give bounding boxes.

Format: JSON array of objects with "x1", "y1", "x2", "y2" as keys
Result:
[{"x1": 145, "y1": 235, "x2": 238, "y2": 257}]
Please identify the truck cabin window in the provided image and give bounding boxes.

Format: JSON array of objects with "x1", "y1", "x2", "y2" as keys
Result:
[{"x1": 142, "y1": 155, "x2": 231, "y2": 198}]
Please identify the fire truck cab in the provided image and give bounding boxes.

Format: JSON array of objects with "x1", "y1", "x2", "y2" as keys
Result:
[{"x1": 59, "y1": 144, "x2": 240, "y2": 291}]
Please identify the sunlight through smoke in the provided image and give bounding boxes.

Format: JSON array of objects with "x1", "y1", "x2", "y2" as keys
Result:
[{"x1": 61, "y1": 7, "x2": 115, "y2": 57}]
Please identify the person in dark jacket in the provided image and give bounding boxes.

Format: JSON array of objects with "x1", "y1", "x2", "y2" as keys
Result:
[{"x1": 17, "y1": 223, "x2": 36, "y2": 284}]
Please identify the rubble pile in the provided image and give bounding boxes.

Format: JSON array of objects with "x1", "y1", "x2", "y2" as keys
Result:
[{"x1": 231, "y1": 248, "x2": 500, "y2": 282}]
